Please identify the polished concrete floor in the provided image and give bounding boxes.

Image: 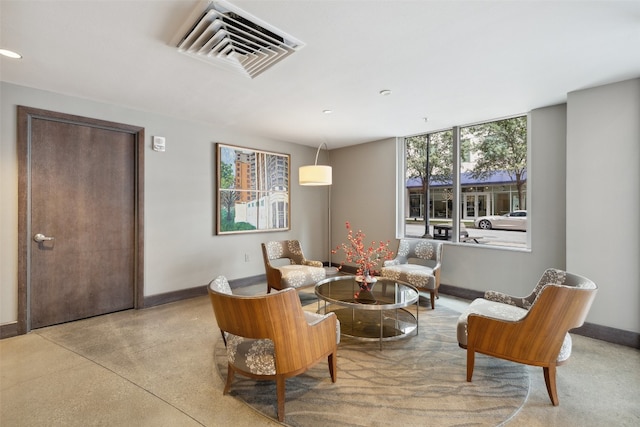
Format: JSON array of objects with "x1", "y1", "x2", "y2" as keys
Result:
[{"x1": 1, "y1": 284, "x2": 639, "y2": 426}]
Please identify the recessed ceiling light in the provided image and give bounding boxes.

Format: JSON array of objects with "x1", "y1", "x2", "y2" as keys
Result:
[
  {"x1": 0, "y1": 49, "x2": 23, "y2": 59},
  {"x1": 379, "y1": 89, "x2": 392, "y2": 96},
  {"x1": 323, "y1": 109, "x2": 333, "y2": 114}
]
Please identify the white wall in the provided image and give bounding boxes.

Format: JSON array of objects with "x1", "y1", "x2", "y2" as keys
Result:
[
  {"x1": 0, "y1": 82, "x2": 328, "y2": 324},
  {"x1": 331, "y1": 105, "x2": 568, "y2": 293},
  {"x1": 330, "y1": 102, "x2": 629, "y2": 330},
  {"x1": 567, "y1": 79, "x2": 640, "y2": 334},
  {"x1": 436, "y1": 105, "x2": 569, "y2": 297},
  {"x1": 3, "y1": 79, "x2": 638, "y2": 335},
  {"x1": 330, "y1": 138, "x2": 398, "y2": 257},
  {"x1": 329, "y1": 91, "x2": 639, "y2": 334}
]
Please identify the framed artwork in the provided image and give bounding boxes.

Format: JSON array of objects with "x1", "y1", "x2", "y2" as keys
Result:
[{"x1": 216, "y1": 143, "x2": 290, "y2": 234}]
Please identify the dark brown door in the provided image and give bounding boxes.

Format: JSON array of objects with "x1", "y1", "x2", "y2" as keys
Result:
[{"x1": 18, "y1": 107, "x2": 145, "y2": 332}]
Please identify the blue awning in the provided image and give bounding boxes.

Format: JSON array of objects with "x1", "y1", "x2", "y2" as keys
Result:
[{"x1": 406, "y1": 171, "x2": 526, "y2": 189}]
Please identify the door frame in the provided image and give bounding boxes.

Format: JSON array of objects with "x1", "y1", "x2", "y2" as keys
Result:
[{"x1": 17, "y1": 106, "x2": 145, "y2": 334}]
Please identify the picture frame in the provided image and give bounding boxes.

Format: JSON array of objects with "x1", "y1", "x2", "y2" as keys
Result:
[{"x1": 216, "y1": 143, "x2": 290, "y2": 234}]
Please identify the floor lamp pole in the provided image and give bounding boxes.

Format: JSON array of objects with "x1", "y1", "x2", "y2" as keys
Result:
[{"x1": 328, "y1": 184, "x2": 332, "y2": 267}]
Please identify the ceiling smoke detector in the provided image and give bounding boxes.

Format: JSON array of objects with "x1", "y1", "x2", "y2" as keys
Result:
[{"x1": 175, "y1": 0, "x2": 304, "y2": 78}]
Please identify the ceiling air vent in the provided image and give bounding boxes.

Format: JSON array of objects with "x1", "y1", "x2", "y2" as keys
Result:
[{"x1": 175, "y1": 0, "x2": 304, "y2": 78}]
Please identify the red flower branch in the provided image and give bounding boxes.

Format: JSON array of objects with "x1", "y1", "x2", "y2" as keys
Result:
[{"x1": 332, "y1": 221, "x2": 394, "y2": 277}]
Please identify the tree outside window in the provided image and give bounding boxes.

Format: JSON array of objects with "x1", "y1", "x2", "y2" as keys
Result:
[
  {"x1": 462, "y1": 116, "x2": 527, "y2": 211},
  {"x1": 404, "y1": 115, "x2": 528, "y2": 249}
]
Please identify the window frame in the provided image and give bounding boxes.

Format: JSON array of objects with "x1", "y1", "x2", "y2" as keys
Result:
[{"x1": 396, "y1": 114, "x2": 531, "y2": 251}]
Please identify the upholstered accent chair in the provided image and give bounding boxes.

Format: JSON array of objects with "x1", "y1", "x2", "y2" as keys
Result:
[
  {"x1": 380, "y1": 239, "x2": 443, "y2": 309},
  {"x1": 261, "y1": 240, "x2": 326, "y2": 293},
  {"x1": 456, "y1": 268, "x2": 597, "y2": 406},
  {"x1": 208, "y1": 276, "x2": 339, "y2": 422}
]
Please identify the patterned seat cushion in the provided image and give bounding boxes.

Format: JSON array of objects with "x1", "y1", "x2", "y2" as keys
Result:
[
  {"x1": 457, "y1": 298, "x2": 572, "y2": 362},
  {"x1": 279, "y1": 264, "x2": 326, "y2": 289},
  {"x1": 381, "y1": 239, "x2": 441, "y2": 291},
  {"x1": 226, "y1": 334, "x2": 276, "y2": 376},
  {"x1": 381, "y1": 264, "x2": 436, "y2": 290},
  {"x1": 264, "y1": 240, "x2": 326, "y2": 289}
]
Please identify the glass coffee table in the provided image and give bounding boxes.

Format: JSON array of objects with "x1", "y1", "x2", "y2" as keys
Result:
[{"x1": 315, "y1": 275, "x2": 419, "y2": 349}]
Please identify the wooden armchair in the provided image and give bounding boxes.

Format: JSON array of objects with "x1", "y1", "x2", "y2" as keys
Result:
[
  {"x1": 208, "y1": 276, "x2": 338, "y2": 422},
  {"x1": 381, "y1": 239, "x2": 443, "y2": 308},
  {"x1": 457, "y1": 268, "x2": 597, "y2": 406},
  {"x1": 261, "y1": 240, "x2": 326, "y2": 293}
]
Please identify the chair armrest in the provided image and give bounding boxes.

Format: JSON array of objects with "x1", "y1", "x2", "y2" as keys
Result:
[
  {"x1": 432, "y1": 262, "x2": 441, "y2": 274},
  {"x1": 432, "y1": 262, "x2": 441, "y2": 286},
  {"x1": 303, "y1": 311, "x2": 327, "y2": 326},
  {"x1": 302, "y1": 259, "x2": 323, "y2": 267},
  {"x1": 273, "y1": 305, "x2": 338, "y2": 373},
  {"x1": 384, "y1": 258, "x2": 401, "y2": 267},
  {"x1": 303, "y1": 311, "x2": 341, "y2": 344},
  {"x1": 305, "y1": 311, "x2": 338, "y2": 350},
  {"x1": 466, "y1": 312, "x2": 564, "y2": 365},
  {"x1": 265, "y1": 262, "x2": 284, "y2": 292},
  {"x1": 261, "y1": 243, "x2": 284, "y2": 291}
]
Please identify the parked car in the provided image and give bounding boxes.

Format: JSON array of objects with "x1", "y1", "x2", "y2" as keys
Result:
[{"x1": 474, "y1": 210, "x2": 527, "y2": 231}]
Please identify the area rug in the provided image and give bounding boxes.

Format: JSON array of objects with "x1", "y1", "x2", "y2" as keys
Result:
[{"x1": 214, "y1": 297, "x2": 530, "y2": 427}]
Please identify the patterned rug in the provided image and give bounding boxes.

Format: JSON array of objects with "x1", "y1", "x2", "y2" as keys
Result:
[{"x1": 214, "y1": 296, "x2": 529, "y2": 426}]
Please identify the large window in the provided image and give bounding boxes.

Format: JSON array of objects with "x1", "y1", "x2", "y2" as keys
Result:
[{"x1": 401, "y1": 115, "x2": 528, "y2": 249}]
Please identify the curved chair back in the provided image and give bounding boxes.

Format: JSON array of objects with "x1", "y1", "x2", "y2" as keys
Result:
[
  {"x1": 391, "y1": 238, "x2": 443, "y2": 265},
  {"x1": 263, "y1": 240, "x2": 307, "y2": 265},
  {"x1": 461, "y1": 269, "x2": 597, "y2": 406},
  {"x1": 261, "y1": 240, "x2": 325, "y2": 293},
  {"x1": 468, "y1": 277, "x2": 597, "y2": 366},
  {"x1": 209, "y1": 285, "x2": 337, "y2": 374},
  {"x1": 485, "y1": 268, "x2": 583, "y2": 310},
  {"x1": 208, "y1": 281, "x2": 337, "y2": 422}
]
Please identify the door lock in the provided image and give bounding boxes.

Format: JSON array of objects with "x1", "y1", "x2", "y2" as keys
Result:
[{"x1": 33, "y1": 233, "x2": 55, "y2": 243}]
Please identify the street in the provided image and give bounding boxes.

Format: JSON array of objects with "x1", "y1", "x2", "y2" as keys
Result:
[{"x1": 405, "y1": 222, "x2": 527, "y2": 249}]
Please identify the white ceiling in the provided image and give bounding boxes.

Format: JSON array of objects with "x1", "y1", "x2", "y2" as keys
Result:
[{"x1": 2, "y1": 0, "x2": 639, "y2": 148}]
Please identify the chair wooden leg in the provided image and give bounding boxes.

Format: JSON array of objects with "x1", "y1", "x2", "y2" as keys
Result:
[
  {"x1": 328, "y1": 351, "x2": 337, "y2": 382},
  {"x1": 276, "y1": 375, "x2": 286, "y2": 422},
  {"x1": 223, "y1": 364, "x2": 235, "y2": 395},
  {"x1": 430, "y1": 291, "x2": 436, "y2": 309},
  {"x1": 544, "y1": 365, "x2": 560, "y2": 406},
  {"x1": 466, "y1": 349, "x2": 475, "y2": 382}
]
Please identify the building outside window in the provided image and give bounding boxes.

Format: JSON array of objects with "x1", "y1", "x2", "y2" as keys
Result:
[
  {"x1": 406, "y1": 173, "x2": 526, "y2": 220},
  {"x1": 402, "y1": 115, "x2": 528, "y2": 249}
]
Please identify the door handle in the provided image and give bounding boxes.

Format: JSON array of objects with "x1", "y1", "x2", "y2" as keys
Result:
[{"x1": 34, "y1": 233, "x2": 55, "y2": 243}]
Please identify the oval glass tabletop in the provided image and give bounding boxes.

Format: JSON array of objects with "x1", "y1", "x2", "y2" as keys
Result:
[
  {"x1": 315, "y1": 275, "x2": 419, "y2": 309},
  {"x1": 314, "y1": 275, "x2": 419, "y2": 348}
]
